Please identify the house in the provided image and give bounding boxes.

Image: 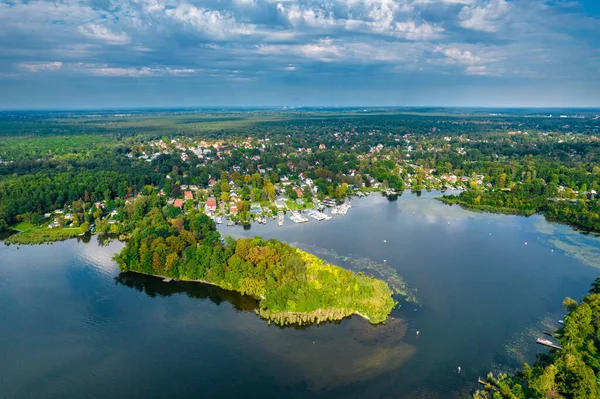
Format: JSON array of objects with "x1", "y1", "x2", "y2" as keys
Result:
[
  {"x1": 173, "y1": 199, "x2": 184, "y2": 208},
  {"x1": 295, "y1": 188, "x2": 303, "y2": 198},
  {"x1": 205, "y1": 197, "x2": 217, "y2": 213},
  {"x1": 230, "y1": 203, "x2": 238, "y2": 214},
  {"x1": 184, "y1": 191, "x2": 193, "y2": 200}
]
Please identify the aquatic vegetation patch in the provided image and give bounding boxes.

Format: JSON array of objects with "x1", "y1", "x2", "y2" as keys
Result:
[
  {"x1": 295, "y1": 244, "x2": 418, "y2": 304},
  {"x1": 549, "y1": 236, "x2": 600, "y2": 269}
]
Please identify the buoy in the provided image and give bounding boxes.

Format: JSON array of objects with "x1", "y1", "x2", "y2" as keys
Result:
[
  {"x1": 384, "y1": 240, "x2": 387, "y2": 243},
  {"x1": 458, "y1": 366, "x2": 461, "y2": 374},
  {"x1": 551, "y1": 249, "x2": 554, "y2": 252},
  {"x1": 416, "y1": 330, "x2": 419, "y2": 336},
  {"x1": 384, "y1": 259, "x2": 387, "y2": 262},
  {"x1": 448, "y1": 221, "x2": 450, "y2": 225},
  {"x1": 525, "y1": 242, "x2": 528, "y2": 245}
]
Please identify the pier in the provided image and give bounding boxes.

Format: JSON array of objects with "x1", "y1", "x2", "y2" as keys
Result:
[{"x1": 162, "y1": 277, "x2": 173, "y2": 282}]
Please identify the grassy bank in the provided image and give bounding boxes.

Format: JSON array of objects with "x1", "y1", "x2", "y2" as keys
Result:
[{"x1": 4, "y1": 222, "x2": 82, "y2": 245}]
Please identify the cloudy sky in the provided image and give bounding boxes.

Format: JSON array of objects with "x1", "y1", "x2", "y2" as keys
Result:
[{"x1": 1, "y1": 0, "x2": 599, "y2": 109}]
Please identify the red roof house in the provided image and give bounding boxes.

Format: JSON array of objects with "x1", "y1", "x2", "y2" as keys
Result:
[
  {"x1": 173, "y1": 199, "x2": 184, "y2": 208},
  {"x1": 205, "y1": 197, "x2": 217, "y2": 213},
  {"x1": 184, "y1": 191, "x2": 193, "y2": 200}
]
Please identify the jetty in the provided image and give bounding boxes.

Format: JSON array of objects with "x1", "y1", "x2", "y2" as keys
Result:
[
  {"x1": 162, "y1": 277, "x2": 173, "y2": 283},
  {"x1": 536, "y1": 338, "x2": 562, "y2": 350},
  {"x1": 305, "y1": 209, "x2": 331, "y2": 221},
  {"x1": 478, "y1": 377, "x2": 496, "y2": 390},
  {"x1": 288, "y1": 211, "x2": 308, "y2": 223}
]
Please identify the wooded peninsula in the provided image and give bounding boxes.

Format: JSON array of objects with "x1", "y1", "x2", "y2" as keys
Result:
[{"x1": 114, "y1": 201, "x2": 396, "y2": 325}]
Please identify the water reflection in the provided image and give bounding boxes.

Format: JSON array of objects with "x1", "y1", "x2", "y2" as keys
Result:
[{"x1": 115, "y1": 272, "x2": 259, "y2": 313}]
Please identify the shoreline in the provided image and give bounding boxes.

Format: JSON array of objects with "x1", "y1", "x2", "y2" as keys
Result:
[
  {"x1": 125, "y1": 270, "x2": 380, "y2": 326},
  {"x1": 437, "y1": 196, "x2": 600, "y2": 235}
]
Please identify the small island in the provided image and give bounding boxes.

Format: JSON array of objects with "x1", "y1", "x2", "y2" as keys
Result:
[{"x1": 114, "y1": 209, "x2": 396, "y2": 326}]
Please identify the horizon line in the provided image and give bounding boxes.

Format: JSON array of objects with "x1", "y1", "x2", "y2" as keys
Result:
[{"x1": 1, "y1": 105, "x2": 600, "y2": 112}]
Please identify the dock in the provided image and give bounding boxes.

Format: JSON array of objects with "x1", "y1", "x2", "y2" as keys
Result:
[
  {"x1": 536, "y1": 338, "x2": 562, "y2": 350},
  {"x1": 478, "y1": 377, "x2": 496, "y2": 390},
  {"x1": 162, "y1": 278, "x2": 173, "y2": 283}
]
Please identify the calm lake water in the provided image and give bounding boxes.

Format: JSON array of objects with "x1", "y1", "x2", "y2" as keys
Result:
[{"x1": 1, "y1": 191, "x2": 599, "y2": 399}]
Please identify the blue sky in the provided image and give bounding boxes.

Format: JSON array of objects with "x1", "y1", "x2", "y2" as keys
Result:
[{"x1": 0, "y1": 0, "x2": 599, "y2": 109}]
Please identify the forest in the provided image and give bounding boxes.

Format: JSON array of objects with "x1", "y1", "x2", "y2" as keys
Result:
[
  {"x1": 113, "y1": 198, "x2": 396, "y2": 325},
  {"x1": 475, "y1": 278, "x2": 600, "y2": 399}
]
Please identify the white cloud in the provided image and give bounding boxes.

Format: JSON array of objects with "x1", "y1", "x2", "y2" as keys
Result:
[
  {"x1": 256, "y1": 39, "x2": 425, "y2": 65},
  {"x1": 299, "y1": 39, "x2": 342, "y2": 61},
  {"x1": 165, "y1": 4, "x2": 256, "y2": 39},
  {"x1": 438, "y1": 47, "x2": 482, "y2": 64},
  {"x1": 459, "y1": 0, "x2": 510, "y2": 32},
  {"x1": 466, "y1": 65, "x2": 489, "y2": 75},
  {"x1": 277, "y1": 3, "x2": 338, "y2": 28},
  {"x1": 72, "y1": 64, "x2": 200, "y2": 77},
  {"x1": 412, "y1": 0, "x2": 476, "y2": 5},
  {"x1": 394, "y1": 20, "x2": 444, "y2": 40},
  {"x1": 19, "y1": 62, "x2": 63, "y2": 72},
  {"x1": 258, "y1": 38, "x2": 342, "y2": 62},
  {"x1": 277, "y1": 1, "x2": 442, "y2": 40},
  {"x1": 78, "y1": 24, "x2": 129, "y2": 44}
]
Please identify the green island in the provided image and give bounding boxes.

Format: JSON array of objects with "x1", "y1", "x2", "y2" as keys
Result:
[
  {"x1": 114, "y1": 201, "x2": 396, "y2": 325},
  {"x1": 475, "y1": 278, "x2": 600, "y2": 399}
]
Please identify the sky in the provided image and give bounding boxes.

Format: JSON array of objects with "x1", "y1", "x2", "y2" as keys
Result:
[{"x1": 0, "y1": 0, "x2": 599, "y2": 109}]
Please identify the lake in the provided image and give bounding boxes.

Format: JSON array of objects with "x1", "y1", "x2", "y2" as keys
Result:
[{"x1": 1, "y1": 191, "x2": 599, "y2": 399}]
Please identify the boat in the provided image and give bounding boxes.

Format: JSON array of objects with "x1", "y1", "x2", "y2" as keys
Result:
[
  {"x1": 227, "y1": 221, "x2": 234, "y2": 227},
  {"x1": 536, "y1": 338, "x2": 553, "y2": 346},
  {"x1": 536, "y1": 337, "x2": 562, "y2": 350}
]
